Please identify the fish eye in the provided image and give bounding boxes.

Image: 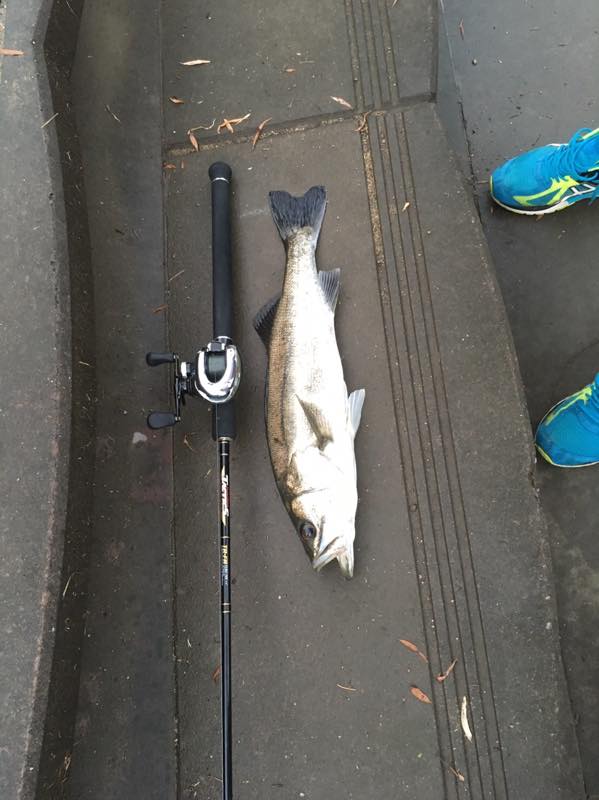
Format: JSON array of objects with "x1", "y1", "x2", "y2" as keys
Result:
[{"x1": 299, "y1": 521, "x2": 317, "y2": 541}]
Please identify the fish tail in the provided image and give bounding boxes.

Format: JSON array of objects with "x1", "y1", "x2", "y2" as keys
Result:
[{"x1": 268, "y1": 186, "x2": 327, "y2": 244}]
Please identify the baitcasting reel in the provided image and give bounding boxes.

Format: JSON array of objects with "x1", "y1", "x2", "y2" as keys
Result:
[{"x1": 146, "y1": 337, "x2": 241, "y2": 429}]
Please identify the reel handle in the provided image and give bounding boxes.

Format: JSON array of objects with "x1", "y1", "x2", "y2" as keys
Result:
[
  {"x1": 147, "y1": 411, "x2": 178, "y2": 430},
  {"x1": 146, "y1": 352, "x2": 176, "y2": 367}
]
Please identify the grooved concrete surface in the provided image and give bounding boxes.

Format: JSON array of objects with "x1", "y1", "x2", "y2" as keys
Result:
[{"x1": 440, "y1": 0, "x2": 599, "y2": 792}]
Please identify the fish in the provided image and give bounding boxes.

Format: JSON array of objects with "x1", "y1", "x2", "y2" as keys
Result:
[{"x1": 254, "y1": 186, "x2": 365, "y2": 578}]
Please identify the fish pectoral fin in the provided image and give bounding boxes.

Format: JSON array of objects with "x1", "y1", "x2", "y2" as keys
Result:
[
  {"x1": 318, "y1": 268, "x2": 341, "y2": 312},
  {"x1": 347, "y1": 389, "x2": 365, "y2": 437},
  {"x1": 297, "y1": 396, "x2": 334, "y2": 450},
  {"x1": 253, "y1": 293, "x2": 280, "y2": 348}
]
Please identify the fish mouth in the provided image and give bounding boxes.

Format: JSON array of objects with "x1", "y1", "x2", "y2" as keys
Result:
[{"x1": 312, "y1": 538, "x2": 354, "y2": 578}]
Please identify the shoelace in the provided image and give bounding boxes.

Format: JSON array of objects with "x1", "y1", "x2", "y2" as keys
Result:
[{"x1": 550, "y1": 127, "x2": 599, "y2": 202}]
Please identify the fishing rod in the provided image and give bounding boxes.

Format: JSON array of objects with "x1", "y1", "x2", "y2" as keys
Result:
[{"x1": 146, "y1": 161, "x2": 240, "y2": 800}]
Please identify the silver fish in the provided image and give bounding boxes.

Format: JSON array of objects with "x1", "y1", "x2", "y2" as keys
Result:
[{"x1": 254, "y1": 186, "x2": 365, "y2": 578}]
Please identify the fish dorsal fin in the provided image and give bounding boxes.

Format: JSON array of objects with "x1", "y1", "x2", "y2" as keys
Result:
[
  {"x1": 298, "y1": 396, "x2": 334, "y2": 450},
  {"x1": 318, "y1": 268, "x2": 340, "y2": 311},
  {"x1": 347, "y1": 389, "x2": 365, "y2": 437},
  {"x1": 253, "y1": 294, "x2": 280, "y2": 348}
]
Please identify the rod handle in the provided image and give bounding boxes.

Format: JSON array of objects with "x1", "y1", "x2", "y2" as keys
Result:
[
  {"x1": 209, "y1": 162, "x2": 233, "y2": 340},
  {"x1": 213, "y1": 401, "x2": 236, "y2": 441}
]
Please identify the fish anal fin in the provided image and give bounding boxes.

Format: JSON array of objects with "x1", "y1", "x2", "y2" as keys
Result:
[{"x1": 318, "y1": 268, "x2": 340, "y2": 311}]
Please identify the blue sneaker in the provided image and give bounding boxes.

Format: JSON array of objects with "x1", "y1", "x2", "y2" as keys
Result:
[
  {"x1": 535, "y1": 374, "x2": 599, "y2": 467},
  {"x1": 490, "y1": 127, "x2": 599, "y2": 215}
]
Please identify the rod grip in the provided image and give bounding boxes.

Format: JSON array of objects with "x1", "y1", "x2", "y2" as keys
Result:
[
  {"x1": 209, "y1": 162, "x2": 233, "y2": 340},
  {"x1": 213, "y1": 400, "x2": 236, "y2": 441}
]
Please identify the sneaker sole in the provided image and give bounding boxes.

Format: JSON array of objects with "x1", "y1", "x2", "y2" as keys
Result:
[
  {"x1": 536, "y1": 443, "x2": 599, "y2": 468},
  {"x1": 491, "y1": 194, "x2": 575, "y2": 216}
]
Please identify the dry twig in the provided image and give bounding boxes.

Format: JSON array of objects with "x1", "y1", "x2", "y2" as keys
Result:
[{"x1": 252, "y1": 117, "x2": 272, "y2": 149}]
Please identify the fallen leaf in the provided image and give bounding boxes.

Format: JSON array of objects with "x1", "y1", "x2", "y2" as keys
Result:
[
  {"x1": 188, "y1": 119, "x2": 216, "y2": 133},
  {"x1": 0, "y1": 48, "x2": 25, "y2": 56},
  {"x1": 436, "y1": 658, "x2": 457, "y2": 683},
  {"x1": 441, "y1": 758, "x2": 466, "y2": 783},
  {"x1": 212, "y1": 665, "x2": 221, "y2": 682},
  {"x1": 402, "y1": 201, "x2": 410, "y2": 212},
  {"x1": 188, "y1": 131, "x2": 199, "y2": 151},
  {"x1": 284, "y1": 67, "x2": 296, "y2": 73},
  {"x1": 330, "y1": 95, "x2": 353, "y2": 110},
  {"x1": 105, "y1": 104, "x2": 121, "y2": 123},
  {"x1": 163, "y1": 163, "x2": 177, "y2": 170},
  {"x1": 169, "y1": 96, "x2": 185, "y2": 104},
  {"x1": 336, "y1": 683, "x2": 357, "y2": 692},
  {"x1": 152, "y1": 304, "x2": 168, "y2": 314},
  {"x1": 400, "y1": 638, "x2": 428, "y2": 663},
  {"x1": 459, "y1": 19, "x2": 465, "y2": 39},
  {"x1": 410, "y1": 685, "x2": 432, "y2": 705},
  {"x1": 41, "y1": 112, "x2": 59, "y2": 129},
  {"x1": 354, "y1": 111, "x2": 371, "y2": 132},
  {"x1": 252, "y1": 117, "x2": 272, "y2": 149},
  {"x1": 62, "y1": 572, "x2": 75, "y2": 598},
  {"x1": 461, "y1": 696, "x2": 473, "y2": 741},
  {"x1": 180, "y1": 59, "x2": 211, "y2": 66},
  {"x1": 58, "y1": 752, "x2": 72, "y2": 783},
  {"x1": 392, "y1": 0, "x2": 399, "y2": 7},
  {"x1": 183, "y1": 434, "x2": 196, "y2": 453},
  {"x1": 217, "y1": 113, "x2": 251, "y2": 134}
]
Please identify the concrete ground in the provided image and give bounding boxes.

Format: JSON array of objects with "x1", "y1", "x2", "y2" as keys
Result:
[{"x1": 0, "y1": 0, "x2": 595, "y2": 798}]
